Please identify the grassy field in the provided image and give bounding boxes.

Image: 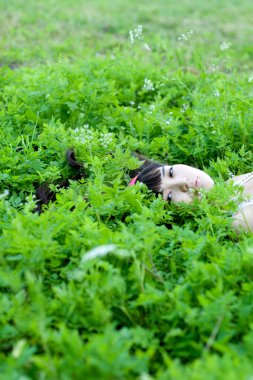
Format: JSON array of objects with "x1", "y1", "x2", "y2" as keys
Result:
[{"x1": 1, "y1": 0, "x2": 253, "y2": 379}]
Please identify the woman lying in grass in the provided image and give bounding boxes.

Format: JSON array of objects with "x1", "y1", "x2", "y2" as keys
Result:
[
  {"x1": 36, "y1": 150, "x2": 253, "y2": 232},
  {"x1": 129, "y1": 154, "x2": 253, "y2": 233}
]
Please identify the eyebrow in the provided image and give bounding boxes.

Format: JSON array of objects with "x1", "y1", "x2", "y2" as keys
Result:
[{"x1": 162, "y1": 166, "x2": 165, "y2": 176}]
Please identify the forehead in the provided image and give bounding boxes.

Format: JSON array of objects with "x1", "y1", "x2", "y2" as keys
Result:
[{"x1": 174, "y1": 164, "x2": 204, "y2": 175}]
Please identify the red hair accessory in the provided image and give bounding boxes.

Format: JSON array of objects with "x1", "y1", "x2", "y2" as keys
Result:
[{"x1": 129, "y1": 175, "x2": 139, "y2": 186}]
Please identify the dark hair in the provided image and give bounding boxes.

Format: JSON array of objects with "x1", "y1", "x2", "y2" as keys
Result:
[
  {"x1": 35, "y1": 149, "x2": 85, "y2": 213},
  {"x1": 35, "y1": 150, "x2": 163, "y2": 212},
  {"x1": 137, "y1": 162, "x2": 162, "y2": 194},
  {"x1": 66, "y1": 149, "x2": 85, "y2": 173},
  {"x1": 129, "y1": 152, "x2": 163, "y2": 194}
]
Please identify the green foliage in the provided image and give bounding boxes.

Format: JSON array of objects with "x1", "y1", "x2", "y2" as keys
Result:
[{"x1": 1, "y1": 0, "x2": 253, "y2": 378}]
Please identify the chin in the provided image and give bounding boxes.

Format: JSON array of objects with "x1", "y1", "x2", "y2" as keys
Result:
[
  {"x1": 206, "y1": 178, "x2": 215, "y2": 189},
  {"x1": 200, "y1": 175, "x2": 214, "y2": 189},
  {"x1": 202, "y1": 182, "x2": 214, "y2": 190}
]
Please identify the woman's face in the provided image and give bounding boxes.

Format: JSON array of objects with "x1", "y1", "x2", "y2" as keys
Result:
[{"x1": 160, "y1": 165, "x2": 214, "y2": 203}]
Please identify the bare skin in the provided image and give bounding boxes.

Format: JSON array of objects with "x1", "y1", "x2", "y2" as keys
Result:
[
  {"x1": 160, "y1": 165, "x2": 214, "y2": 203},
  {"x1": 230, "y1": 174, "x2": 253, "y2": 233},
  {"x1": 160, "y1": 165, "x2": 253, "y2": 233}
]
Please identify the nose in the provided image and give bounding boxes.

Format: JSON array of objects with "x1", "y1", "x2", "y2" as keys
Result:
[
  {"x1": 180, "y1": 179, "x2": 189, "y2": 192},
  {"x1": 167, "y1": 177, "x2": 189, "y2": 192},
  {"x1": 181, "y1": 181, "x2": 189, "y2": 192}
]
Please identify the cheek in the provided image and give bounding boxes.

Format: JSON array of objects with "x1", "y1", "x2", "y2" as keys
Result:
[
  {"x1": 173, "y1": 192, "x2": 193, "y2": 204},
  {"x1": 196, "y1": 170, "x2": 213, "y2": 187},
  {"x1": 201, "y1": 176, "x2": 214, "y2": 189}
]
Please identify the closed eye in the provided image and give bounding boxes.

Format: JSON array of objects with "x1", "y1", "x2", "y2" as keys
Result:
[{"x1": 169, "y1": 166, "x2": 173, "y2": 178}]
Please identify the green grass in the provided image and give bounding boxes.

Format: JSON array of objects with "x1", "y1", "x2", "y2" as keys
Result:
[{"x1": 1, "y1": 0, "x2": 253, "y2": 379}]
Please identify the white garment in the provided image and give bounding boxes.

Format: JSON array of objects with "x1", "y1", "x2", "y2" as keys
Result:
[
  {"x1": 238, "y1": 199, "x2": 253, "y2": 210},
  {"x1": 233, "y1": 172, "x2": 253, "y2": 211}
]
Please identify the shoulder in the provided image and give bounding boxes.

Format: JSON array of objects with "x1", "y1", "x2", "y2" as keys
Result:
[
  {"x1": 232, "y1": 201, "x2": 253, "y2": 233},
  {"x1": 230, "y1": 172, "x2": 253, "y2": 196}
]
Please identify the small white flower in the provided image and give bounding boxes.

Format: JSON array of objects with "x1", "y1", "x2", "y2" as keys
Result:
[
  {"x1": 248, "y1": 76, "x2": 253, "y2": 83},
  {"x1": 178, "y1": 33, "x2": 188, "y2": 41},
  {"x1": 144, "y1": 43, "x2": 151, "y2": 52},
  {"x1": 130, "y1": 101, "x2": 135, "y2": 105},
  {"x1": 99, "y1": 132, "x2": 114, "y2": 148},
  {"x1": 143, "y1": 78, "x2": 155, "y2": 91},
  {"x1": 149, "y1": 105, "x2": 155, "y2": 110},
  {"x1": 178, "y1": 30, "x2": 194, "y2": 41},
  {"x1": 134, "y1": 25, "x2": 143, "y2": 40},
  {"x1": 180, "y1": 104, "x2": 189, "y2": 113},
  {"x1": 72, "y1": 126, "x2": 93, "y2": 144},
  {"x1": 165, "y1": 117, "x2": 173, "y2": 125},
  {"x1": 129, "y1": 25, "x2": 143, "y2": 43},
  {"x1": 220, "y1": 42, "x2": 231, "y2": 51},
  {"x1": 0, "y1": 189, "x2": 9, "y2": 200},
  {"x1": 214, "y1": 90, "x2": 220, "y2": 98},
  {"x1": 129, "y1": 30, "x2": 134, "y2": 44}
]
